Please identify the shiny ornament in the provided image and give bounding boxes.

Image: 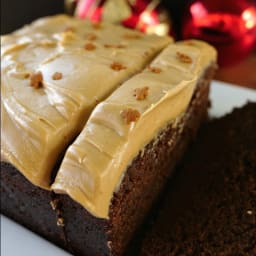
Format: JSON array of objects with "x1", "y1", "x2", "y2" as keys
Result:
[
  {"x1": 66, "y1": 0, "x2": 172, "y2": 36},
  {"x1": 182, "y1": 0, "x2": 256, "y2": 66}
]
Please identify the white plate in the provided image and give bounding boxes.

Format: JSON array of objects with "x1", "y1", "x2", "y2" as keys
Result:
[{"x1": 1, "y1": 80, "x2": 256, "y2": 256}]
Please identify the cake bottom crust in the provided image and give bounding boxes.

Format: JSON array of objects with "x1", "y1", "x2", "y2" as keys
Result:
[{"x1": 1, "y1": 65, "x2": 216, "y2": 256}]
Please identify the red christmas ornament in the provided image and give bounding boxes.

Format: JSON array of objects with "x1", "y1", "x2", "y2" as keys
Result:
[
  {"x1": 70, "y1": 0, "x2": 172, "y2": 36},
  {"x1": 75, "y1": 0, "x2": 106, "y2": 22},
  {"x1": 122, "y1": 0, "x2": 161, "y2": 33},
  {"x1": 182, "y1": 0, "x2": 256, "y2": 66}
]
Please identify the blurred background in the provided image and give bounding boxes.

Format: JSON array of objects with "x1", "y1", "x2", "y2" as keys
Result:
[{"x1": 1, "y1": 0, "x2": 256, "y2": 88}]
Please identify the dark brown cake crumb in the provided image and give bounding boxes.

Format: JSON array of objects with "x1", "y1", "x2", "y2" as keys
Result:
[
  {"x1": 110, "y1": 62, "x2": 126, "y2": 71},
  {"x1": 84, "y1": 43, "x2": 96, "y2": 51},
  {"x1": 30, "y1": 71, "x2": 43, "y2": 88},
  {"x1": 50, "y1": 198, "x2": 59, "y2": 210},
  {"x1": 133, "y1": 87, "x2": 149, "y2": 101},
  {"x1": 148, "y1": 66, "x2": 162, "y2": 73},
  {"x1": 120, "y1": 108, "x2": 140, "y2": 124},
  {"x1": 52, "y1": 72, "x2": 63, "y2": 80},
  {"x1": 176, "y1": 51, "x2": 192, "y2": 63},
  {"x1": 130, "y1": 103, "x2": 256, "y2": 256},
  {"x1": 57, "y1": 217, "x2": 65, "y2": 227}
]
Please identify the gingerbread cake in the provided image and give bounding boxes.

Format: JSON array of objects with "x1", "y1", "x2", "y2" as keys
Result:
[
  {"x1": 129, "y1": 103, "x2": 256, "y2": 256},
  {"x1": 1, "y1": 15, "x2": 217, "y2": 256}
]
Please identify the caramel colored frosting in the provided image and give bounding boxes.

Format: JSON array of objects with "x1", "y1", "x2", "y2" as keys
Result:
[
  {"x1": 52, "y1": 40, "x2": 217, "y2": 218},
  {"x1": 1, "y1": 15, "x2": 172, "y2": 189}
]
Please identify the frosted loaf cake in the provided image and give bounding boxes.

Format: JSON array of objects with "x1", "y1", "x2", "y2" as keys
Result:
[{"x1": 1, "y1": 15, "x2": 217, "y2": 256}]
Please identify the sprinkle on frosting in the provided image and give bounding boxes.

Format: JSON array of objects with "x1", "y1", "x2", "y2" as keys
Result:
[
  {"x1": 133, "y1": 86, "x2": 149, "y2": 101},
  {"x1": 148, "y1": 66, "x2": 162, "y2": 73},
  {"x1": 84, "y1": 43, "x2": 96, "y2": 51},
  {"x1": 30, "y1": 71, "x2": 43, "y2": 89},
  {"x1": 120, "y1": 108, "x2": 141, "y2": 124},
  {"x1": 52, "y1": 72, "x2": 63, "y2": 80},
  {"x1": 85, "y1": 33, "x2": 97, "y2": 40},
  {"x1": 176, "y1": 51, "x2": 192, "y2": 63},
  {"x1": 110, "y1": 62, "x2": 126, "y2": 71}
]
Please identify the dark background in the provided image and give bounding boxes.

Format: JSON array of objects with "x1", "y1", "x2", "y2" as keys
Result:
[
  {"x1": 1, "y1": 0, "x2": 191, "y2": 36},
  {"x1": 1, "y1": 0, "x2": 65, "y2": 34}
]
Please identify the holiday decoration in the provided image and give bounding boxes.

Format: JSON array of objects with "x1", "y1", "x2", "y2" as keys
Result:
[
  {"x1": 66, "y1": 0, "x2": 172, "y2": 36},
  {"x1": 182, "y1": 0, "x2": 256, "y2": 66}
]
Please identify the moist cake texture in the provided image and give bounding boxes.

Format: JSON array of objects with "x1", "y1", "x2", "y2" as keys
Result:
[{"x1": 133, "y1": 103, "x2": 256, "y2": 256}]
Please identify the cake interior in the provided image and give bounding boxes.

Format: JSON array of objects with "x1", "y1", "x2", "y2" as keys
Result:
[{"x1": 127, "y1": 102, "x2": 256, "y2": 256}]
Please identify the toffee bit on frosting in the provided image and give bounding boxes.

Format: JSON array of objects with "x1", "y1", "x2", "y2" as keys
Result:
[
  {"x1": 133, "y1": 86, "x2": 149, "y2": 101},
  {"x1": 30, "y1": 71, "x2": 43, "y2": 89},
  {"x1": 64, "y1": 26, "x2": 75, "y2": 32},
  {"x1": 52, "y1": 72, "x2": 63, "y2": 80},
  {"x1": 92, "y1": 23, "x2": 102, "y2": 29},
  {"x1": 24, "y1": 73, "x2": 30, "y2": 79},
  {"x1": 123, "y1": 33, "x2": 142, "y2": 39},
  {"x1": 143, "y1": 51, "x2": 150, "y2": 57},
  {"x1": 120, "y1": 108, "x2": 140, "y2": 124},
  {"x1": 116, "y1": 44, "x2": 126, "y2": 49},
  {"x1": 85, "y1": 33, "x2": 97, "y2": 40},
  {"x1": 84, "y1": 43, "x2": 96, "y2": 51},
  {"x1": 148, "y1": 66, "x2": 162, "y2": 73},
  {"x1": 110, "y1": 62, "x2": 126, "y2": 71},
  {"x1": 184, "y1": 40, "x2": 195, "y2": 46},
  {"x1": 176, "y1": 51, "x2": 193, "y2": 63},
  {"x1": 104, "y1": 44, "x2": 126, "y2": 49}
]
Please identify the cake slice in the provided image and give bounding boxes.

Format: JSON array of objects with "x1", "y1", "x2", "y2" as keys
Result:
[
  {"x1": 52, "y1": 40, "x2": 217, "y2": 219},
  {"x1": 135, "y1": 103, "x2": 256, "y2": 256},
  {"x1": 1, "y1": 15, "x2": 171, "y2": 189}
]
